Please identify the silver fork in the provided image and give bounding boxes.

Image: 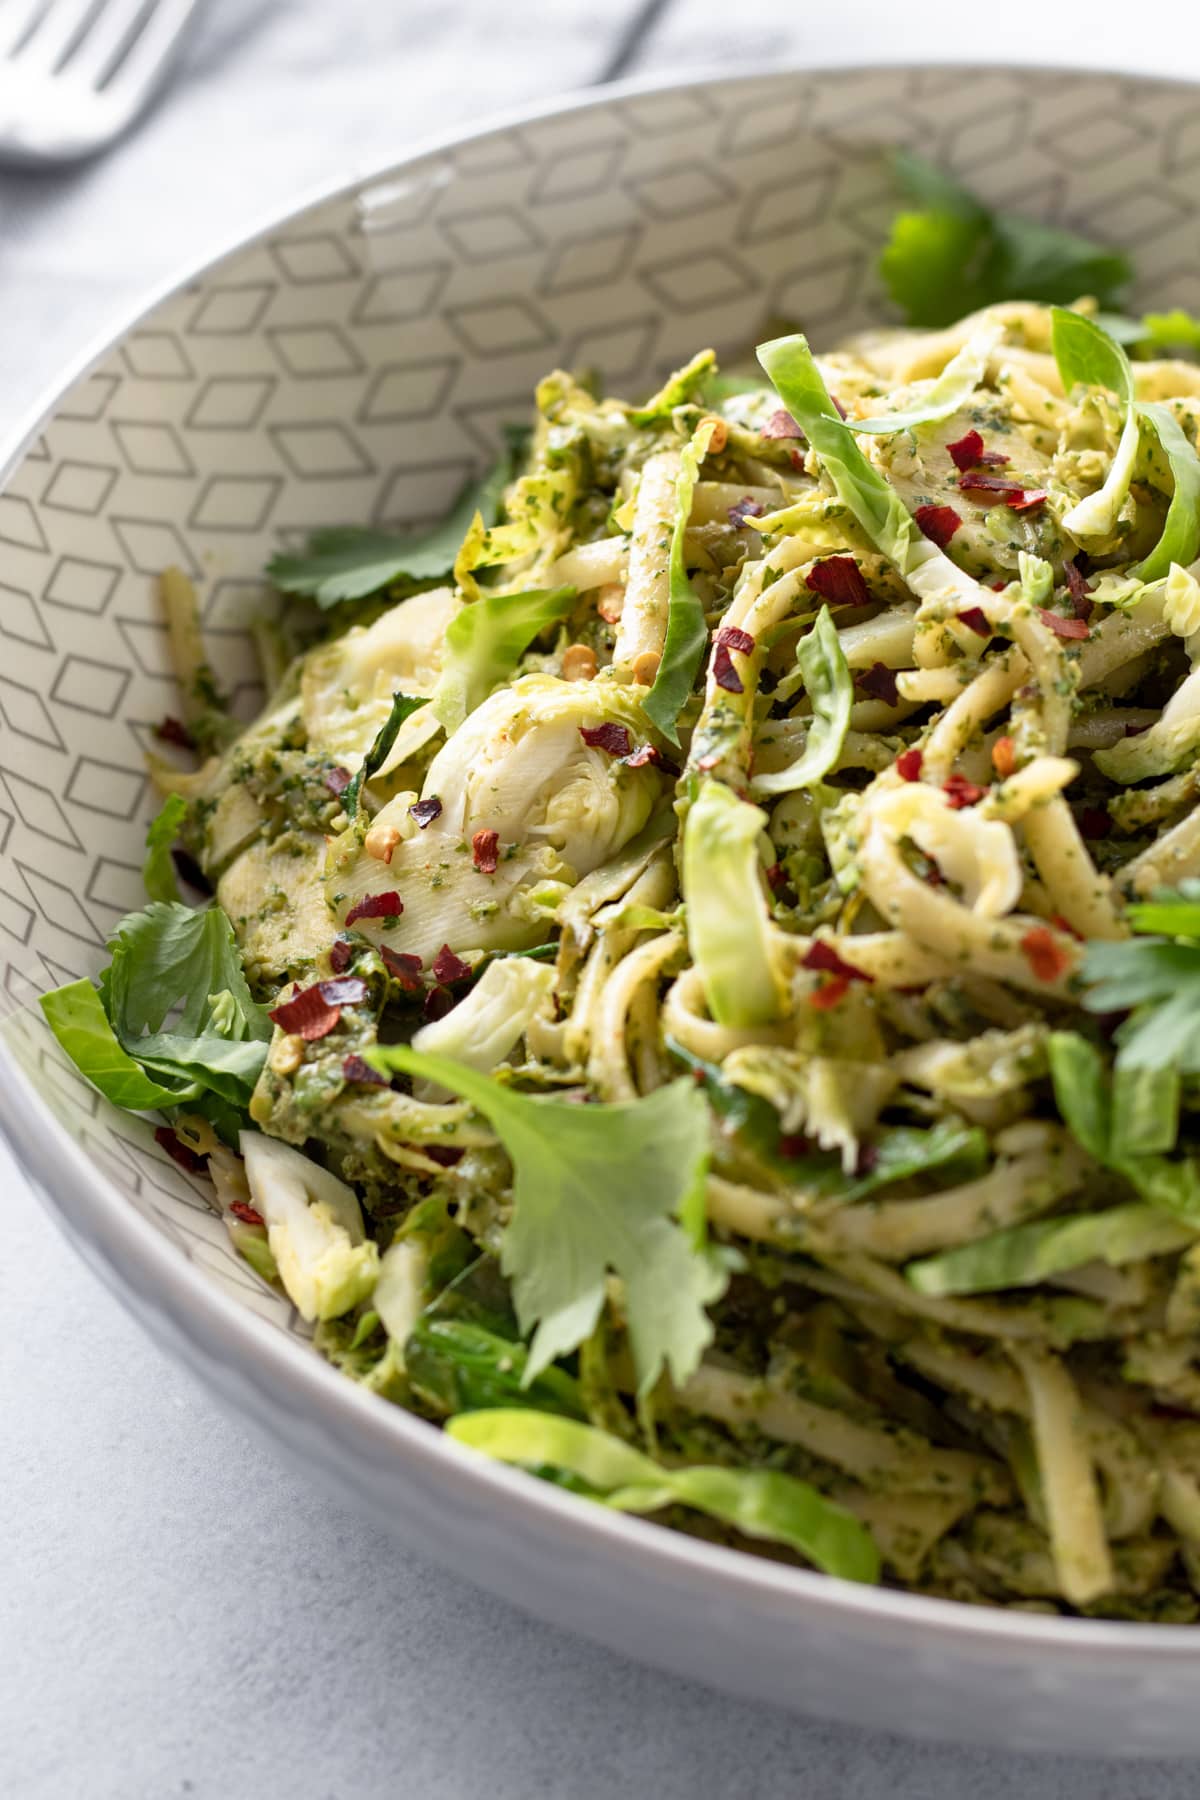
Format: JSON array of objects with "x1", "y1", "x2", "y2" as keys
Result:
[{"x1": 0, "y1": 0, "x2": 199, "y2": 166}]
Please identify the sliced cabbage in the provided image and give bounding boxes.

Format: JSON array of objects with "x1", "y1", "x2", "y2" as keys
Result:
[
  {"x1": 1095, "y1": 661, "x2": 1200, "y2": 783},
  {"x1": 241, "y1": 1132, "x2": 379, "y2": 1322},
  {"x1": 1051, "y1": 309, "x2": 1141, "y2": 543},
  {"x1": 412, "y1": 956, "x2": 556, "y2": 1072},
  {"x1": 327, "y1": 674, "x2": 665, "y2": 963},
  {"x1": 682, "y1": 778, "x2": 787, "y2": 1028},
  {"x1": 300, "y1": 586, "x2": 459, "y2": 763}
]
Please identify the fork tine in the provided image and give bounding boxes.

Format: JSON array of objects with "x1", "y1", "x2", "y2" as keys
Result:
[
  {"x1": 101, "y1": 0, "x2": 196, "y2": 102},
  {"x1": 0, "y1": 0, "x2": 50, "y2": 58},
  {"x1": 12, "y1": 0, "x2": 99, "y2": 70},
  {"x1": 65, "y1": 0, "x2": 150, "y2": 84}
]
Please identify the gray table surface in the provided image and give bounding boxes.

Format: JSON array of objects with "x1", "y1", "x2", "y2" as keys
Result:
[{"x1": 2, "y1": 4, "x2": 1196, "y2": 1794}]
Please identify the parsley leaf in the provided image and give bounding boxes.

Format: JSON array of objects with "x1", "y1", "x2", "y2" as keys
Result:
[
  {"x1": 267, "y1": 429, "x2": 528, "y2": 608},
  {"x1": 1082, "y1": 885, "x2": 1200, "y2": 1074},
  {"x1": 364, "y1": 1044, "x2": 724, "y2": 1394},
  {"x1": 879, "y1": 152, "x2": 1132, "y2": 328}
]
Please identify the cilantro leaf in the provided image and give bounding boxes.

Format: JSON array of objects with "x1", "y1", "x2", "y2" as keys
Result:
[
  {"x1": 879, "y1": 153, "x2": 1132, "y2": 328},
  {"x1": 1082, "y1": 886, "x2": 1200, "y2": 1074},
  {"x1": 143, "y1": 793, "x2": 188, "y2": 903},
  {"x1": 448, "y1": 1410, "x2": 881, "y2": 1583},
  {"x1": 432, "y1": 585, "x2": 577, "y2": 734},
  {"x1": 365, "y1": 1044, "x2": 724, "y2": 1394},
  {"x1": 267, "y1": 430, "x2": 528, "y2": 608}
]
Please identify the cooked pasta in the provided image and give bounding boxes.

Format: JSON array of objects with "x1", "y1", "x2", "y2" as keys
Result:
[{"x1": 44, "y1": 293, "x2": 1200, "y2": 1618}]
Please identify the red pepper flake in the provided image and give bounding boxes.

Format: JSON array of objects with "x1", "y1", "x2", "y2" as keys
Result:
[
  {"x1": 155, "y1": 1124, "x2": 207, "y2": 1174},
  {"x1": 472, "y1": 828, "x2": 500, "y2": 874},
  {"x1": 423, "y1": 985, "x2": 455, "y2": 1023},
  {"x1": 765, "y1": 862, "x2": 792, "y2": 895},
  {"x1": 1050, "y1": 912, "x2": 1085, "y2": 942},
  {"x1": 1020, "y1": 925, "x2": 1071, "y2": 983},
  {"x1": 762, "y1": 408, "x2": 803, "y2": 440},
  {"x1": 409, "y1": 795, "x2": 443, "y2": 829},
  {"x1": 624, "y1": 742, "x2": 680, "y2": 776},
  {"x1": 1009, "y1": 488, "x2": 1049, "y2": 513},
  {"x1": 856, "y1": 662, "x2": 899, "y2": 707},
  {"x1": 1078, "y1": 806, "x2": 1111, "y2": 840},
  {"x1": 803, "y1": 940, "x2": 873, "y2": 984},
  {"x1": 943, "y1": 773, "x2": 987, "y2": 809},
  {"x1": 324, "y1": 765, "x2": 352, "y2": 797},
  {"x1": 789, "y1": 448, "x2": 806, "y2": 472},
  {"x1": 342, "y1": 1054, "x2": 389, "y2": 1087},
  {"x1": 154, "y1": 715, "x2": 195, "y2": 751},
  {"x1": 914, "y1": 504, "x2": 961, "y2": 548},
  {"x1": 947, "y1": 429, "x2": 985, "y2": 472},
  {"x1": 344, "y1": 891, "x2": 404, "y2": 928},
  {"x1": 381, "y1": 947, "x2": 423, "y2": 991},
  {"x1": 896, "y1": 747, "x2": 923, "y2": 782},
  {"x1": 229, "y1": 1200, "x2": 265, "y2": 1226},
  {"x1": 805, "y1": 555, "x2": 870, "y2": 608},
  {"x1": 958, "y1": 471, "x2": 1047, "y2": 511},
  {"x1": 329, "y1": 936, "x2": 353, "y2": 974},
  {"x1": 992, "y1": 736, "x2": 1017, "y2": 779},
  {"x1": 957, "y1": 606, "x2": 992, "y2": 637},
  {"x1": 579, "y1": 722, "x2": 634, "y2": 757},
  {"x1": 1037, "y1": 608, "x2": 1089, "y2": 640},
  {"x1": 269, "y1": 976, "x2": 368, "y2": 1041},
  {"x1": 712, "y1": 642, "x2": 744, "y2": 694},
  {"x1": 728, "y1": 496, "x2": 766, "y2": 529},
  {"x1": 717, "y1": 625, "x2": 756, "y2": 655},
  {"x1": 809, "y1": 973, "x2": 852, "y2": 1010},
  {"x1": 432, "y1": 944, "x2": 473, "y2": 986}
]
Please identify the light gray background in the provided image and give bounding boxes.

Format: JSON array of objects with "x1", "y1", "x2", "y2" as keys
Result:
[{"x1": 2, "y1": 3, "x2": 1195, "y2": 1794}]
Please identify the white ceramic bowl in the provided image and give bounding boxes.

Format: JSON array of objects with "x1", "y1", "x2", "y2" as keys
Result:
[{"x1": 5, "y1": 63, "x2": 1200, "y2": 1755}]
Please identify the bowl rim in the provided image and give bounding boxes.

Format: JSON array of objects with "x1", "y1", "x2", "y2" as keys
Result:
[{"x1": 5, "y1": 53, "x2": 1200, "y2": 1660}]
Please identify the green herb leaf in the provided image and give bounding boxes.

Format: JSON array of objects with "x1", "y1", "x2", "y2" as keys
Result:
[
  {"x1": 39, "y1": 979, "x2": 193, "y2": 1111},
  {"x1": 105, "y1": 902, "x2": 269, "y2": 1047},
  {"x1": 266, "y1": 431, "x2": 527, "y2": 607},
  {"x1": 405, "y1": 1318, "x2": 584, "y2": 1418},
  {"x1": 1082, "y1": 893, "x2": 1200, "y2": 1075},
  {"x1": 879, "y1": 154, "x2": 1132, "y2": 329},
  {"x1": 343, "y1": 691, "x2": 430, "y2": 816},
  {"x1": 682, "y1": 778, "x2": 785, "y2": 1029},
  {"x1": 143, "y1": 793, "x2": 188, "y2": 903},
  {"x1": 906, "y1": 1204, "x2": 1193, "y2": 1297},
  {"x1": 1049, "y1": 1028, "x2": 1200, "y2": 1223},
  {"x1": 1132, "y1": 402, "x2": 1200, "y2": 582},
  {"x1": 432, "y1": 585, "x2": 577, "y2": 734},
  {"x1": 447, "y1": 1410, "x2": 881, "y2": 1582},
  {"x1": 364, "y1": 1045, "x2": 723, "y2": 1394},
  {"x1": 751, "y1": 605, "x2": 852, "y2": 797},
  {"x1": 643, "y1": 419, "x2": 718, "y2": 746}
]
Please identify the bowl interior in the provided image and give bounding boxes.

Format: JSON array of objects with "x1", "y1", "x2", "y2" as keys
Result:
[{"x1": 1, "y1": 62, "x2": 1196, "y2": 1329}]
